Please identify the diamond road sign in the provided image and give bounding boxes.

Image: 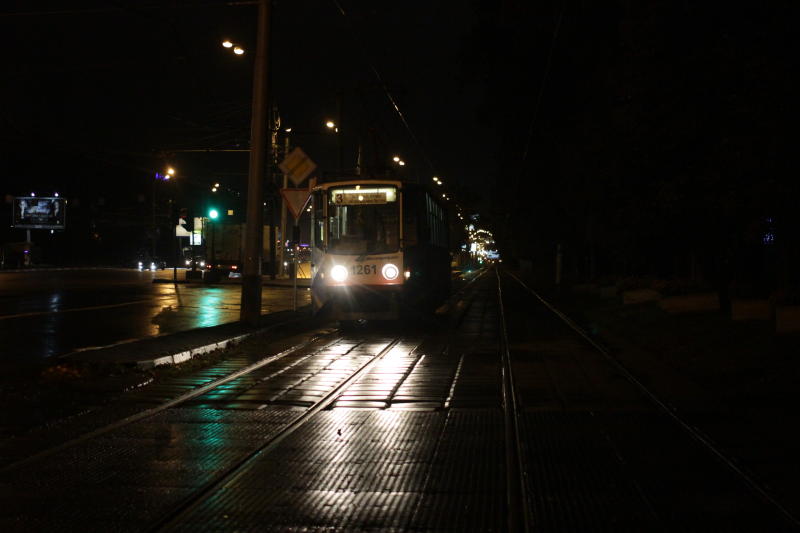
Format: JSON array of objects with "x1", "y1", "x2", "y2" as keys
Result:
[{"x1": 279, "y1": 147, "x2": 317, "y2": 187}]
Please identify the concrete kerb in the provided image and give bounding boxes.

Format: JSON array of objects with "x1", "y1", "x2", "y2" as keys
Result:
[
  {"x1": 138, "y1": 309, "x2": 316, "y2": 369},
  {"x1": 64, "y1": 305, "x2": 316, "y2": 370},
  {"x1": 142, "y1": 332, "x2": 254, "y2": 369}
]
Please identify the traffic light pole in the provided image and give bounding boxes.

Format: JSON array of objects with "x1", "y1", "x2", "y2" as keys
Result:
[{"x1": 240, "y1": 0, "x2": 271, "y2": 326}]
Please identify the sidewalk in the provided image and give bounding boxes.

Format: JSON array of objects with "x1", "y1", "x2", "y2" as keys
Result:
[{"x1": 152, "y1": 270, "x2": 311, "y2": 288}]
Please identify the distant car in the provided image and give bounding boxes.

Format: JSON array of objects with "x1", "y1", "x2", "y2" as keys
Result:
[
  {"x1": 209, "y1": 259, "x2": 242, "y2": 277},
  {"x1": 137, "y1": 258, "x2": 166, "y2": 271},
  {"x1": 183, "y1": 256, "x2": 207, "y2": 269}
]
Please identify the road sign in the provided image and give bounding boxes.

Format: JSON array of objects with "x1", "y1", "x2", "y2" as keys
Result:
[
  {"x1": 175, "y1": 218, "x2": 191, "y2": 237},
  {"x1": 279, "y1": 147, "x2": 317, "y2": 186},
  {"x1": 280, "y1": 188, "x2": 311, "y2": 221}
]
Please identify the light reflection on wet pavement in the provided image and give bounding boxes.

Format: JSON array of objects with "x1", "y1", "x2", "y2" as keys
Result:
[{"x1": 0, "y1": 269, "x2": 310, "y2": 361}]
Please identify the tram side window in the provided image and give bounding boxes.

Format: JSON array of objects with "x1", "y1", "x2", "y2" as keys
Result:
[
  {"x1": 313, "y1": 191, "x2": 324, "y2": 249},
  {"x1": 423, "y1": 193, "x2": 447, "y2": 248},
  {"x1": 403, "y1": 192, "x2": 418, "y2": 247}
]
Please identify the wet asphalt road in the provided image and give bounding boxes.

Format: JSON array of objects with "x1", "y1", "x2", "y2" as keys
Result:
[{"x1": 0, "y1": 269, "x2": 310, "y2": 363}]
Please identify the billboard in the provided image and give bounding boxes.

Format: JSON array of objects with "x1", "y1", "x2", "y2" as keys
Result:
[{"x1": 12, "y1": 197, "x2": 66, "y2": 229}]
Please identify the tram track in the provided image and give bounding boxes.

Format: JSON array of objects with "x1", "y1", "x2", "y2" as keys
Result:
[
  {"x1": 495, "y1": 269, "x2": 531, "y2": 532},
  {"x1": 149, "y1": 337, "x2": 407, "y2": 531},
  {"x1": 1, "y1": 270, "x2": 529, "y2": 531},
  {"x1": 501, "y1": 269, "x2": 800, "y2": 531}
]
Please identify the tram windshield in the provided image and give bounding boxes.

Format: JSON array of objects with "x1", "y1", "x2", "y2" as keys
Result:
[{"x1": 327, "y1": 186, "x2": 399, "y2": 254}]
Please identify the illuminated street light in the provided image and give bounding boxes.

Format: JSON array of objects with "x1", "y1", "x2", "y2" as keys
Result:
[
  {"x1": 393, "y1": 156, "x2": 400, "y2": 162},
  {"x1": 398, "y1": 160, "x2": 405, "y2": 166},
  {"x1": 285, "y1": 127, "x2": 292, "y2": 133},
  {"x1": 222, "y1": 40, "x2": 233, "y2": 48},
  {"x1": 326, "y1": 120, "x2": 336, "y2": 129},
  {"x1": 233, "y1": 46, "x2": 244, "y2": 55}
]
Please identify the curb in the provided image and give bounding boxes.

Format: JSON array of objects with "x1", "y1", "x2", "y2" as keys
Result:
[{"x1": 141, "y1": 332, "x2": 253, "y2": 369}]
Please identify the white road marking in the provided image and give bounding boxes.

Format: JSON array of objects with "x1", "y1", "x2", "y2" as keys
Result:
[{"x1": 0, "y1": 299, "x2": 153, "y2": 320}]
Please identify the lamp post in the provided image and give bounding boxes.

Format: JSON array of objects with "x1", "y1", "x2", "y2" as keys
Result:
[{"x1": 152, "y1": 166, "x2": 175, "y2": 261}]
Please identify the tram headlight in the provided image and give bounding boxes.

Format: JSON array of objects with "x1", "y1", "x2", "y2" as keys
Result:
[
  {"x1": 382, "y1": 263, "x2": 399, "y2": 281},
  {"x1": 331, "y1": 265, "x2": 348, "y2": 282}
]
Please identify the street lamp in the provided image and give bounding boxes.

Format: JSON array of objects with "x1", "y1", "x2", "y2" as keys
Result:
[{"x1": 222, "y1": 40, "x2": 245, "y2": 55}]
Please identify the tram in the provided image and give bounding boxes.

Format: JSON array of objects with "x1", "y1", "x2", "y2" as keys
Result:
[{"x1": 310, "y1": 179, "x2": 451, "y2": 323}]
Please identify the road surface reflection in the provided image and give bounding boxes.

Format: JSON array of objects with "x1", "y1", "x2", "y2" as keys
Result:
[{"x1": 0, "y1": 269, "x2": 310, "y2": 361}]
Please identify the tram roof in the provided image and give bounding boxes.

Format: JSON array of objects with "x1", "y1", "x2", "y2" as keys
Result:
[{"x1": 315, "y1": 179, "x2": 404, "y2": 190}]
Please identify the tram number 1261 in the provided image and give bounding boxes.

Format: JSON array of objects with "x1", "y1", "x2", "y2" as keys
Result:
[{"x1": 352, "y1": 264, "x2": 377, "y2": 275}]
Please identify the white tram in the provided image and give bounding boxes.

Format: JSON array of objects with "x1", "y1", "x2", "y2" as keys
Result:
[{"x1": 310, "y1": 179, "x2": 451, "y2": 323}]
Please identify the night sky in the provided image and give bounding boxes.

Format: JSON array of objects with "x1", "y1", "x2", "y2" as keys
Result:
[{"x1": 2, "y1": 1, "x2": 797, "y2": 292}]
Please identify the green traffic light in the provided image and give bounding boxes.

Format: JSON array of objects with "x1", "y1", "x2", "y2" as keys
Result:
[{"x1": 208, "y1": 208, "x2": 219, "y2": 220}]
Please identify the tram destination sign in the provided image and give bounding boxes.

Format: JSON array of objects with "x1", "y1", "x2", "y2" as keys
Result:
[
  {"x1": 332, "y1": 192, "x2": 388, "y2": 205},
  {"x1": 12, "y1": 196, "x2": 66, "y2": 229}
]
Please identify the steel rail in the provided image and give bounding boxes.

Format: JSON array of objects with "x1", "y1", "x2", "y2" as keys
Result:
[
  {"x1": 1, "y1": 331, "x2": 343, "y2": 475},
  {"x1": 495, "y1": 268, "x2": 531, "y2": 532},
  {"x1": 152, "y1": 336, "x2": 407, "y2": 531},
  {"x1": 505, "y1": 270, "x2": 800, "y2": 529}
]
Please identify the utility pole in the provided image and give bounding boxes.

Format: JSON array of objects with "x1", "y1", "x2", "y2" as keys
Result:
[
  {"x1": 269, "y1": 105, "x2": 279, "y2": 281},
  {"x1": 278, "y1": 133, "x2": 290, "y2": 277},
  {"x1": 240, "y1": 0, "x2": 271, "y2": 326},
  {"x1": 336, "y1": 91, "x2": 343, "y2": 174}
]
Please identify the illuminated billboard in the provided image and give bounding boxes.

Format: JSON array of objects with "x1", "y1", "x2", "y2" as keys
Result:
[{"x1": 12, "y1": 197, "x2": 66, "y2": 229}]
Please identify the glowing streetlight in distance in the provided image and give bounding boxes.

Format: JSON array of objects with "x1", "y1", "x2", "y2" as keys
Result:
[
  {"x1": 166, "y1": 167, "x2": 175, "y2": 176},
  {"x1": 285, "y1": 127, "x2": 292, "y2": 132},
  {"x1": 326, "y1": 120, "x2": 335, "y2": 129},
  {"x1": 393, "y1": 156, "x2": 400, "y2": 162},
  {"x1": 398, "y1": 160, "x2": 405, "y2": 166},
  {"x1": 233, "y1": 46, "x2": 244, "y2": 55},
  {"x1": 222, "y1": 40, "x2": 233, "y2": 48}
]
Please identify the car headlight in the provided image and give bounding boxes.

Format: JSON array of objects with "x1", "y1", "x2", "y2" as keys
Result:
[
  {"x1": 330, "y1": 265, "x2": 348, "y2": 282},
  {"x1": 199, "y1": 261, "x2": 205, "y2": 267},
  {"x1": 150, "y1": 262, "x2": 156, "y2": 270},
  {"x1": 382, "y1": 263, "x2": 399, "y2": 280},
  {"x1": 185, "y1": 259, "x2": 191, "y2": 265}
]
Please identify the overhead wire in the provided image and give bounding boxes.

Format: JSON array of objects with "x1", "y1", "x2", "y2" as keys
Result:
[
  {"x1": 519, "y1": 1, "x2": 566, "y2": 168},
  {"x1": 329, "y1": 0, "x2": 440, "y2": 178}
]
